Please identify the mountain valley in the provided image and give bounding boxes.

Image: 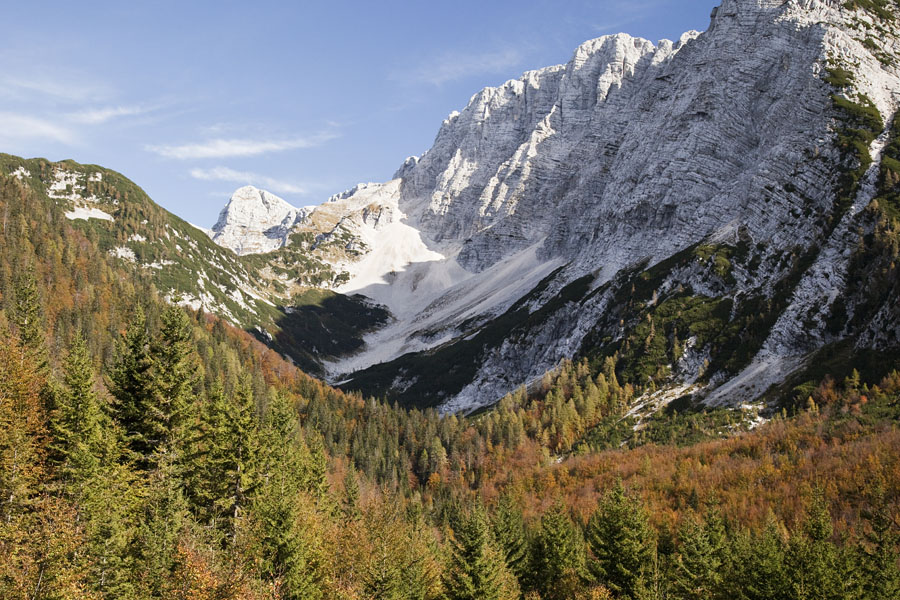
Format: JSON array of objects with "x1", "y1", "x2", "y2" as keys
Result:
[{"x1": 3, "y1": 1, "x2": 900, "y2": 598}]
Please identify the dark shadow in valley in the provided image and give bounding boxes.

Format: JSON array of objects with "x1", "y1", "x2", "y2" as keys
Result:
[{"x1": 249, "y1": 291, "x2": 390, "y2": 377}]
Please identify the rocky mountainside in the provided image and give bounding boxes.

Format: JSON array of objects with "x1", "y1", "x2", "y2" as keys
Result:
[
  {"x1": 207, "y1": 0, "x2": 900, "y2": 413},
  {"x1": 19, "y1": 0, "x2": 896, "y2": 414}
]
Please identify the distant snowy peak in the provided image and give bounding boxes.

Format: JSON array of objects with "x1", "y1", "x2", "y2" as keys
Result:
[{"x1": 211, "y1": 185, "x2": 309, "y2": 255}]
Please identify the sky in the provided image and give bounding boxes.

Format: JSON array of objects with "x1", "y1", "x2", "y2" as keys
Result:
[{"x1": 0, "y1": 0, "x2": 717, "y2": 226}]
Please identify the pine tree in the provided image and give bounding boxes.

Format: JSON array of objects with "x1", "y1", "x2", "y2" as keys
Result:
[
  {"x1": 585, "y1": 481, "x2": 655, "y2": 598},
  {"x1": 533, "y1": 502, "x2": 586, "y2": 600},
  {"x1": 108, "y1": 305, "x2": 155, "y2": 466},
  {"x1": 444, "y1": 505, "x2": 520, "y2": 600}
]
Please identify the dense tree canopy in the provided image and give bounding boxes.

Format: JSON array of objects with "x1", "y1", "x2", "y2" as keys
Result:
[{"x1": 0, "y1": 159, "x2": 898, "y2": 599}]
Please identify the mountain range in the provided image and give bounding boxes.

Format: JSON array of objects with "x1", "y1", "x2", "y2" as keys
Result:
[{"x1": 4, "y1": 0, "x2": 900, "y2": 416}]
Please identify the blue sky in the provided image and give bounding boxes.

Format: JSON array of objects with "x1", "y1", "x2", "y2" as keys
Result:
[{"x1": 0, "y1": 0, "x2": 716, "y2": 226}]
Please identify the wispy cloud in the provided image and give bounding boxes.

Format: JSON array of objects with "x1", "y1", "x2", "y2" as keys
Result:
[
  {"x1": 189, "y1": 167, "x2": 307, "y2": 195},
  {"x1": 147, "y1": 132, "x2": 338, "y2": 160},
  {"x1": 0, "y1": 74, "x2": 110, "y2": 103},
  {"x1": 0, "y1": 112, "x2": 74, "y2": 144},
  {"x1": 68, "y1": 104, "x2": 154, "y2": 124},
  {"x1": 396, "y1": 48, "x2": 524, "y2": 86}
]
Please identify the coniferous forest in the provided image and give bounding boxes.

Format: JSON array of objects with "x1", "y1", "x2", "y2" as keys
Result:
[{"x1": 1, "y1": 156, "x2": 900, "y2": 598}]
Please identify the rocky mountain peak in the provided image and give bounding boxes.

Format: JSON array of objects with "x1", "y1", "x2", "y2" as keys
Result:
[
  {"x1": 202, "y1": 0, "x2": 900, "y2": 413},
  {"x1": 211, "y1": 185, "x2": 309, "y2": 255}
]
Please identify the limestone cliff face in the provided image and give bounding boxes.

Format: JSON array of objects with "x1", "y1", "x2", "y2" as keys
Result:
[
  {"x1": 211, "y1": 0, "x2": 900, "y2": 412},
  {"x1": 397, "y1": 0, "x2": 895, "y2": 280}
]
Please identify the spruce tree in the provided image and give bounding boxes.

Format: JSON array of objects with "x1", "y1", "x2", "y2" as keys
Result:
[
  {"x1": 108, "y1": 305, "x2": 155, "y2": 466},
  {"x1": 252, "y1": 390, "x2": 327, "y2": 599},
  {"x1": 585, "y1": 481, "x2": 655, "y2": 598},
  {"x1": 362, "y1": 501, "x2": 407, "y2": 600},
  {"x1": 186, "y1": 376, "x2": 259, "y2": 540},
  {"x1": 533, "y1": 502, "x2": 586, "y2": 600},
  {"x1": 50, "y1": 333, "x2": 107, "y2": 482},
  {"x1": 149, "y1": 304, "x2": 200, "y2": 459},
  {"x1": 786, "y1": 488, "x2": 844, "y2": 600},
  {"x1": 858, "y1": 486, "x2": 900, "y2": 600},
  {"x1": 0, "y1": 322, "x2": 46, "y2": 523},
  {"x1": 12, "y1": 265, "x2": 48, "y2": 375},
  {"x1": 184, "y1": 381, "x2": 231, "y2": 530},
  {"x1": 80, "y1": 462, "x2": 140, "y2": 600},
  {"x1": 724, "y1": 514, "x2": 789, "y2": 600},
  {"x1": 343, "y1": 467, "x2": 361, "y2": 521},
  {"x1": 221, "y1": 375, "x2": 259, "y2": 538},
  {"x1": 671, "y1": 507, "x2": 727, "y2": 600},
  {"x1": 134, "y1": 451, "x2": 189, "y2": 598},
  {"x1": 444, "y1": 505, "x2": 520, "y2": 600},
  {"x1": 492, "y1": 491, "x2": 529, "y2": 583},
  {"x1": 51, "y1": 334, "x2": 138, "y2": 599},
  {"x1": 304, "y1": 431, "x2": 330, "y2": 500}
]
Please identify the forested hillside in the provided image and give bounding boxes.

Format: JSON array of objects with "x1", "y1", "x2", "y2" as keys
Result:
[{"x1": 2, "y1": 145, "x2": 900, "y2": 599}]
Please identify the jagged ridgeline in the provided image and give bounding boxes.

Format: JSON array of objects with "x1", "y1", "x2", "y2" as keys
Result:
[
  {"x1": 203, "y1": 0, "x2": 900, "y2": 413},
  {"x1": 3, "y1": 1, "x2": 899, "y2": 416}
]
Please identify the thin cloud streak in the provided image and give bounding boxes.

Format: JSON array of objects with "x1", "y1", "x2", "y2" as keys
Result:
[
  {"x1": 396, "y1": 48, "x2": 524, "y2": 86},
  {"x1": 68, "y1": 104, "x2": 154, "y2": 124},
  {"x1": 189, "y1": 166, "x2": 307, "y2": 196},
  {"x1": 148, "y1": 132, "x2": 338, "y2": 160},
  {"x1": 0, "y1": 74, "x2": 110, "y2": 103},
  {"x1": 0, "y1": 112, "x2": 74, "y2": 144}
]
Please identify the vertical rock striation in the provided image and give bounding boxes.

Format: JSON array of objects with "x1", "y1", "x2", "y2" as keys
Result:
[{"x1": 211, "y1": 0, "x2": 900, "y2": 412}]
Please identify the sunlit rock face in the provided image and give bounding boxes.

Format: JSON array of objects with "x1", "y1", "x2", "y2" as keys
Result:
[
  {"x1": 212, "y1": 186, "x2": 309, "y2": 255},
  {"x1": 211, "y1": 0, "x2": 900, "y2": 412}
]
